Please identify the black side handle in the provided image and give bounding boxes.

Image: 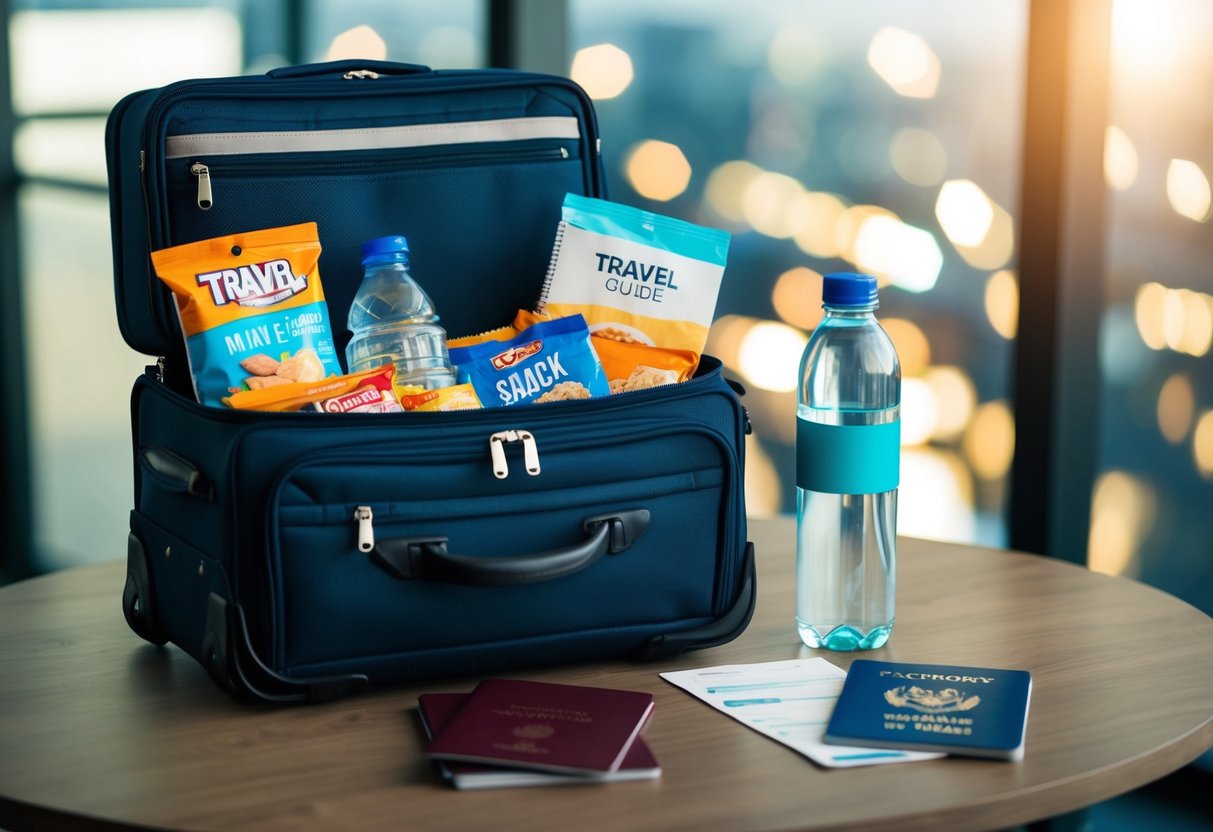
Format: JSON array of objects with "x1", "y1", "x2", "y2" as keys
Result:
[
  {"x1": 139, "y1": 446, "x2": 214, "y2": 502},
  {"x1": 371, "y1": 509, "x2": 650, "y2": 587}
]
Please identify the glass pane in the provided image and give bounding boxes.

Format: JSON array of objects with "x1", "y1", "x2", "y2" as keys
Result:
[
  {"x1": 570, "y1": 0, "x2": 1027, "y2": 546},
  {"x1": 8, "y1": 7, "x2": 244, "y2": 115},
  {"x1": 19, "y1": 185, "x2": 150, "y2": 571},
  {"x1": 305, "y1": 0, "x2": 483, "y2": 67},
  {"x1": 1095, "y1": 0, "x2": 1213, "y2": 616}
]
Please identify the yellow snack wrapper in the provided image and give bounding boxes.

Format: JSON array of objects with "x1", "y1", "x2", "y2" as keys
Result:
[{"x1": 396, "y1": 383, "x2": 483, "y2": 411}]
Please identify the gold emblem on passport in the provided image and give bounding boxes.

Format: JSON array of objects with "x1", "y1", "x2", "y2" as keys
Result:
[
  {"x1": 513, "y1": 724, "x2": 556, "y2": 739},
  {"x1": 884, "y1": 685, "x2": 981, "y2": 713}
]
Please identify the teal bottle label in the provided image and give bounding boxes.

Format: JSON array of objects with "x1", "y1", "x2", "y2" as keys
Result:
[{"x1": 796, "y1": 417, "x2": 900, "y2": 494}]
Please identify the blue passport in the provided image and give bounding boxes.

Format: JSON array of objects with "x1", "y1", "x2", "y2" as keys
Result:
[{"x1": 824, "y1": 659, "x2": 1032, "y2": 761}]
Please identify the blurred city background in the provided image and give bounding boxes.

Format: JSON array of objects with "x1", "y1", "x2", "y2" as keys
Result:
[{"x1": 3, "y1": 0, "x2": 1210, "y2": 826}]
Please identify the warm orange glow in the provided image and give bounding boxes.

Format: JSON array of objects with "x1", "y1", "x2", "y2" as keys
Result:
[
  {"x1": 704, "y1": 161, "x2": 763, "y2": 224},
  {"x1": 900, "y1": 378, "x2": 937, "y2": 447},
  {"x1": 704, "y1": 314, "x2": 757, "y2": 369},
  {"x1": 737, "y1": 321, "x2": 807, "y2": 393},
  {"x1": 744, "y1": 171, "x2": 807, "y2": 238},
  {"x1": 1195, "y1": 410, "x2": 1213, "y2": 479},
  {"x1": 771, "y1": 267, "x2": 825, "y2": 331},
  {"x1": 624, "y1": 140, "x2": 691, "y2": 201},
  {"x1": 984, "y1": 270, "x2": 1019, "y2": 339},
  {"x1": 925, "y1": 366, "x2": 977, "y2": 442},
  {"x1": 1134, "y1": 282, "x2": 1168, "y2": 350},
  {"x1": 1104, "y1": 125, "x2": 1138, "y2": 191},
  {"x1": 791, "y1": 192, "x2": 847, "y2": 259},
  {"x1": 570, "y1": 44, "x2": 634, "y2": 100},
  {"x1": 1166, "y1": 159, "x2": 1212, "y2": 222},
  {"x1": 963, "y1": 400, "x2": 1015, "y2": 481},
  {"x1": 881, "y1": 318, "x2": 931, "y2": 378},
  {"x1": 1088, "y1": 470, "x2": 1155, "y2": 577},
  {"x1": 1157, "y1": 374, "x2": 1195, "y2": 444}
]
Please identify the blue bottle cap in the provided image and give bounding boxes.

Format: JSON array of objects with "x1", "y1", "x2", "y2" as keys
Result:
[
  {"x1": 360, "y1": 235, "x2": 410, "y2": 262},
  {"x1": 822, "y1": 272, "x2": 878, "y2": 307}
]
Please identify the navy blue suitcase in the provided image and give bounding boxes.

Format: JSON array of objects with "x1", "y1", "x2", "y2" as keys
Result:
[{"x1": 105, "y1": 59, "x2": 754, "y2": 703}]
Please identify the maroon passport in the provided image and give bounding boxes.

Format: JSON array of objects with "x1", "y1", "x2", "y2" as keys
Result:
[
  {"x1": 419, "y1": 692, "x2": 661, "y2": 788},
  {"x1": 424, "y1": 679, "x2": 655, "y2": 776}
]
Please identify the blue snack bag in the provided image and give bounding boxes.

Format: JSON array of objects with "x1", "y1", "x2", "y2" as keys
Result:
[{"x1": 450, "y1": 314, "x2": 609, "y2": 407}]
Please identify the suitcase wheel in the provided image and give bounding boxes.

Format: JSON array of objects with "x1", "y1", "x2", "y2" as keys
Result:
[{"x1": 123, "y1": 531, "x2": 168, "y2": 646}]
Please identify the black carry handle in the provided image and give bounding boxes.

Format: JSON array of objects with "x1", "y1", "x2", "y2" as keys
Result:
[
  {"x1": 139, "y1": 446, "x2": 214, "y2": 502},
  {"x1": 371, "y1": 509, "x2": 650, "y2": 587},
  {"x1": 266, "y1": 60, "x2": 432, "y2": 80}
]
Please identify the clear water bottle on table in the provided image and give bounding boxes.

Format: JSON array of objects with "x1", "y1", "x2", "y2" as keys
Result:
[
  {"x1": 346, "y1": 235, "x2": 456, "y2": 391},
  {"x1": 796, "y1": 272, "x2": 901, "y2": 651}
]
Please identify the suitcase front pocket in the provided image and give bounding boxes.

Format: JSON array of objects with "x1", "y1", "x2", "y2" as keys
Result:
[{"x1": 268, "y1": 423, "x2": 736, "y2": 674}]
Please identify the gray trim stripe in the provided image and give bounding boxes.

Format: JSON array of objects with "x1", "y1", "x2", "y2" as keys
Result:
[{"x1": 164, "y1": 116, "x2": 581, "y2": 160}]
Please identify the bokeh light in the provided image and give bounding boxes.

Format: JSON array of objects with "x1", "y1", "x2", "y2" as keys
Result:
[
  {"x1": 743, "y1": 171, "x2": 807, "y2": 238},
  {"x1": 737, "y1": 320, "x2": 807, "y2": 393},
  {"x1": 1195, "y1": 410, "x2": 1213, "y2": 479},
  {"x1": 835, "y1": 204, "x2": 896, "y2": 263},
  {"x1": 791, "y1": 192, "x2": 848, "y2": 259},
  {"x1": 704, "y1": 160, "x2": 763, "y2": 224},
  {"x1": 951, "y1": 200, "x2": 1014, "y2": 271},
  {"x1": 900, "y1": 378, "x2": 938, "y2": 446},
  {"x1": 963, "y1": 400, "x2": 1015, "y2": 481},
  {"x1": 867, "y1": 26, "x2": 941, "y2": 99},
  {"x1": 1135, "y1": 282, "x2": 1168, "y2": 350},
  {"x1": 853, "y1": 215, "x2": 942, "y2": 293},
  {"x1": 889, "y1": 127, "x2": 948, "y2": 187},
  {"x1": 1088, "y1": 470, "x2": 1156, "y2": 576},
  {"x1": 624, "y1": 140, "x2": 691, "y2": 201},
  {"x1": 325, "y1": 25, "x2": 387, "y2": 61},
  {"x1": 936, "y1": 179, "x2": 994, "y2": 247},
  {"x1": 1103, "y1": 125, "x2": 1138, "y2": 191},
  {"x1": 881, "y1": 318, "x2": 931, "y2": 378},
  {"x1": 924, "y1": 366, "x2": 977, "y2": 441},
  {"x1": 897, "y1": 449, "x2": 976, "y2": 543},
  {"x1": 767, "y1": 26, "x2": 821, "y2": 87},
  {"x1": 984, "y1": 270, "x2": 1019, "y2": 339},
  {"x1": 1166, "y1": 159, "x2": 1212, "y2": 222},
  {"x1": 570, "y1": 43, "x2": 634, "y2": 100},
  {"x1": 771, "y1": 267, "x2": 825, "y2": 331},
  {"x1": 705, "y1": 313, "x2": 757, "y2": 369},
  {"x1": 1157, "y1": 374, "x2": 1195, "y2": 444},
  {"x1": 1136, "y1": 282, "x2": 1213, "y2": 356}
]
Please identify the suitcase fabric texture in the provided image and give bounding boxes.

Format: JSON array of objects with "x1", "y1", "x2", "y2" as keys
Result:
[{"x1": 105, "y1": 59, "x2": 754, "y2": 704}]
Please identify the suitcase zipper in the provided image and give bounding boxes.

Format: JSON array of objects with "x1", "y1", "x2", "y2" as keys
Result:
[{"x1": 188, "y1": 146, "x2": 569, "y2": 211}]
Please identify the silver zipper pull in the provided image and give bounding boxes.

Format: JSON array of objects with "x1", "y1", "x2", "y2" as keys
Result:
[
  {"x1": 155, "y1": 356, "x2": 166, "y2": 383},
  {"x1": 355, "y1": 505, "x2": 374, "y2": 552},
  {"x1": 343, "y1": 69, "x2": 380, "y2": 79},
  {"x1": 191, "y1": 162, "x2": 212, "y2": 210},
  {"x1": 488, "y1": 430, "x2": 541, "y2": 479}
]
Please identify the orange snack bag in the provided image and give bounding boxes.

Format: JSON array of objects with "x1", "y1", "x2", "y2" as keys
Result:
[{"x1": 222, "y1": 366, "x2": 402, "y2": 413}]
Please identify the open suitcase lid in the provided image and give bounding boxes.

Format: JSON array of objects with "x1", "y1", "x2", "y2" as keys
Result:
[{"x1": 105, "y1": 60, "x2": 605, "y2": 359}]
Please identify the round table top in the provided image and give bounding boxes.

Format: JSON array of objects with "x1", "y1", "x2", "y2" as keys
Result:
[{"x1": 1, "y1": 518, "x2": 1211, "y2": 831}]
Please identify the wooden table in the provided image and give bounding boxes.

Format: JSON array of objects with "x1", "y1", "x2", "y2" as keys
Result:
[{"x1": 2, "y1": 518, "x2": 1211, "y2": 832}]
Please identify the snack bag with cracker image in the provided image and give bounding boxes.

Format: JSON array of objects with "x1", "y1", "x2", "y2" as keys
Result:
[{"x1": 150, "y1": 222, "x2": 342, "y2": 406}]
